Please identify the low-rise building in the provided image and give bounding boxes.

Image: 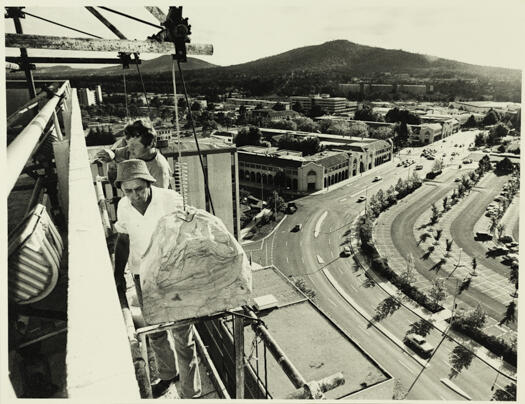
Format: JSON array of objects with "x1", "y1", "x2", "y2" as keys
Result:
[
  {"x1": 407, "y1": 123, "x2": 443, "y2": 145},
  {"x1": 78, "y1": 88, "x2": 96, "y2": 106},
  {"x1": 290, "y1": 95, "x2": 348, "y2": 114}
]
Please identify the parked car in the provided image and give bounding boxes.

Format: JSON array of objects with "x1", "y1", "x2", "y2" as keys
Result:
[
  {"x1": 454, "y1": 177, "x2": 461, "y2": 182},
  {"x1": 373, "y1": 176, "x2": 382, "y2": 182},
  {"x1": 291, "y1": 224, "x2": 302, "y2": 232},
  {"x1": 357, "y1": 196, "x2": 366, "y2": 202},
  {"x1": 415, "y1": 164, "x2": 423, "y2": 170},
  {"x1": 475, "y1": 231, "x2": 493, "y2": 241},
  {"x1": 342, "y1": 246, "x2": 351, "y2": 257},
  {"x1": 286, "y1": 202, "x2": 297, "y2": 214},
  {"x1": 463, "y1": 159, "x2": 473, "y2": 164},
  {"x1": 403, "y1": 334, "x2": 435, "y2": 358},
  {"x1": 427, "y1": 156, "x2": 435, "y2": 160}
]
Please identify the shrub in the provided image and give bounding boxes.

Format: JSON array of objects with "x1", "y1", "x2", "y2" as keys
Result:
[{"x1": 451, "y1": 322, "x2": 516, "y2": 366}]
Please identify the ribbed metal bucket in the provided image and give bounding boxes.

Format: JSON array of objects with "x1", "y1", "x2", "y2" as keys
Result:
[{"x1": 8, "y1": 204, "x2": 63, "y2": 305}]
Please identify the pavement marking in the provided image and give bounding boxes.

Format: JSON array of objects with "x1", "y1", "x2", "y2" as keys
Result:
[
  {"x1": 317, "y1": 254, "x2": 325, "y2": 264},
  {"x1": 397, "y1": 359, "x2": 416, "y2": 375},
  {"x1": 439, "y1": 378, "x2": 472, "y2": 401},
  {"x1": 326, "y1": 297, "x2": 337, "y2": 307},
  {"x1": 286, "y1": 256, "x2": 289, "y2": 263},
  {"x1": 339, "y1": 197, "x2": 347, "y2": 202},
  {"x1": 314, "y1": 211, "x2": 328, "y2": 238}
]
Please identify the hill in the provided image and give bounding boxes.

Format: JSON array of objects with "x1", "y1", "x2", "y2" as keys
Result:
[{"x1": 14, "y1": 40, "x2": 521, "y2": 101}]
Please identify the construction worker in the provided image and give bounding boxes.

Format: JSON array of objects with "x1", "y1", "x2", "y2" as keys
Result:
[
  {"x1": 95, "y1": 118, "x2": 172, "y2": 189},
  {"x1": 113, "y1": 159, "x2": 201, "y2": 398}
]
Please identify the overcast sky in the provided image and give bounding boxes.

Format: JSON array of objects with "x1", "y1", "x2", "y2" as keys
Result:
[{"x1": 4, "y1": 0, "x2": 525, "y2": 70}]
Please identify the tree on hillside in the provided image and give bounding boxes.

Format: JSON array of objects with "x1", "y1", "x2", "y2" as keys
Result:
[
  {"x1": 399, "y1": 253, "x2": 417, "y2": 286},
  {"x1": 449, "y1": 345, "x2": 474, "y2": 379},
  {"x1": 300, "y1": 136, "x2": 321, "y2": 156},
  {"x1": 272, "y1": 102, "x2": 286, "y2": 111},
  {"x1": 492, "y1": 383, "x2": 516, "y2": 401},
  {"x1": 293, "y1": 116, "x2": 319, "y2": 132},
  {"x1": 495, "y1": 157, "x2": 514, "y2": 174},
  {"x1": 190, "y1": 101, "x2": 202, "y2": 111},
  {"x1": 482, "y1": 108, "x2": 500, "y2": 126},
  {"x1": 429, "y1": 279, "x2": 447, "y2": 305},
  {"x1": 271, "y1": 119, "x2": 298, "y2": 131},
  {"x1": 372, "y1": 296, "x2": 402, "y2": 323},
  {"x1": 267, "y1": 190, "x2": 286, "y2": 215},
  {"x1": 393, "y1": 122, "x2": 410, "y2": 150},
  {"x1": 463, "y1": 115, "x2": 477, "y2": 128},
  {"x1": 385, "y1": 107, "x2": 421, "y2": 125},
  {"x1": 309, "y1": 104, "x2": 327, "y2": 118},
  {"x1": 407, "y1": 319, "x2": 432, "y2": 337},
  {"x1": 499, "y1": 300, "x2": 516, "y2": 325},
  {"x1": 234, "y1": 125, "x2": 261, "y2": 147},
  {"x1": 354, "y1": 104, "x2": 381, "y2": 122},
  {"x1": 291, "y1": 102, "x2": 304, "y2": 113},
  {"x1": 369, "y1": 126, "x2": 394, "y2": 140}
]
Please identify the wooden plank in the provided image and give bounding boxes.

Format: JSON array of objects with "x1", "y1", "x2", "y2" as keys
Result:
[
  {"x1": 234, "y1": 317, "x2": 245, "y2": 399},
  {"x1": 145, "y1": 6, "x2": 167, "y2": 23},
  {"x1": 6, "y1": 33, "x2": 213, "y2": 55}
]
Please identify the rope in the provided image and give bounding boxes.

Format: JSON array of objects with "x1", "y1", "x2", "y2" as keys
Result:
[
  {"x1": 134, "y1": 54, "x2": 151, "y2": 119},
  {"x1": 122, "y1": 71, "x2": 129, "y2": 119},
  {"x1": 176, "y1": 59, "x2": 215, "y2": 215},
  {"x1": 171, "y1": 60, "x2": 186, "y2": 209},
  {"x1": 98, "y1": 7, "x2": 163, "y2": 29},
  {"x1": 23, "y1": 11, "x2": 103, "y2": 38}
]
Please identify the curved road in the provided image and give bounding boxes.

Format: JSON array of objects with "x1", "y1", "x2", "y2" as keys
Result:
[{"x1": 242, "y1": 133, "x2": 513, "y2": 400}]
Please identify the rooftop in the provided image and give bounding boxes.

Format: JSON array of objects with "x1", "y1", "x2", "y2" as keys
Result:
[{"x1": 242, "y1": 266, "x2": 391, "y2": 399}]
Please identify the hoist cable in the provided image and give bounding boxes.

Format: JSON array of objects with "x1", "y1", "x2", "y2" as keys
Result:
[
  {"x1": 171, "y1": 60, "x2": 186, "y2": 209},
  {"x1": 98, "y1": 7, "x2": 163, "y2": 29},
  {"x1": 122, "y1": 70, "x2": 129, "y2": 119},
  {"x1": 134, "y1": 54, "x2": 151, "y2": 119},
  {"x1": 23, "y1": 11, "x2": 103, "y2": 38},
  {"x1": 175, "y1": 59, "x2": 216, "y2": 215}
]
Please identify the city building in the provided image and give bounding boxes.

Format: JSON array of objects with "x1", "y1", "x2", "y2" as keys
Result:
[
  {"x1": 290, "y1": 95, "x2": 348, "y2": 114},
  {"x1": 95, "y1": 85, "x2": 103, "y2": 104},
  {"x1": 407, "y1": 123, "x2": 443, "y2": 145},
  {"x1": 78, "y1": 88, "x2": 96, "y2": 106},
  {"x1": 226, "y1": 98, "x2": 290, "y2": 110},
  {"x1": 237, "y1": 129, "x2": 392, "y2": 195}
]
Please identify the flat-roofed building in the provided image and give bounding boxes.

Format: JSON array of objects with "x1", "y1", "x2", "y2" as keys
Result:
[
  {"x1": 203, "y1": 265, "x2": 395, "y2": 399},
  {"x1": 408, "y1": 123, "x2": 443, "y2": 145},
  {"x1": 226, "y1": 98, "x2": 290, "y2": 110}
]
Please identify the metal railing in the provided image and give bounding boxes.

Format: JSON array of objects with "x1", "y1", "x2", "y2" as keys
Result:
[{"x1": 6, "y1": 81, "x2": 70, "y2": 193}]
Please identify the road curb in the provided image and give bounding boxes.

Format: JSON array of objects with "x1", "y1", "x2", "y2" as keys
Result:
[
  {"x1": 349, "y1": 211, "x2": 517, "y2": 382},
  {"x1": 321, "y1": 266, "x2": 428, "y2": 367}
]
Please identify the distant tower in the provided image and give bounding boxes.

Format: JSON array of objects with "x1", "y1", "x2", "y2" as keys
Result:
[{"x1": 95, "y1": 85, "x2": 103, "y2": 104}]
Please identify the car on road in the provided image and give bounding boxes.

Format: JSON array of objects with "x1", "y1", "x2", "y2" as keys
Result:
[
  {"x1": 462, "y1": 159, "x2": 472, "y2": 164},
  {"x1": 342, "y1": 246, "x2": 351, "y2": 257},
  {"x1": 357, "y1": 196, "x2": 366, "y2": 202},
  {"x1": 415, "y1": 164, "x2": 423, "y2": 170},
  {"x1": 291, "y1": 224, "x2": 302, "y2": 232},
  {"x1": 426, "y1": 156, "x2": 435, "y2": 160},
  {"x1": 286, "y1": 202, "x2": 297, "y2": 214},
  {"x1": 403, "y1": 334, "x2": 435, "y2": 358},
  {"x1": 483, "y1": 149, "x2": 491, "y2": 153},
  {"x1": 397, "y1": 162, "x2": 403, "y2": 167},
  {"x1": 475, "y1": 231, "x2": 493, "y2": 241},
  {"x1": 373, "y1": 176, "x2": 382, "y2": 182},
  {"x1": 454, "y1": 177, "x2": 461, "y2": 182}
]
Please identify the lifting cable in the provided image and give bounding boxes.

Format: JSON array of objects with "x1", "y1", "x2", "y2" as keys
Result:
[
  {"x1": 171, "y1": 60, "x2": 186, "y2": 209},
  {"x1": 134, "y1": 55, "x2": 151, "y2": 119},
  {"x1": 173, "y1": 59, "x2": 215, "y2": 215},
  {"x1": 23, "y1": 11, "x2": 102, "y2": 38},
  {"x1": 122, "y1": 70, "x2": 129, "y2": 119},
  {"x1": 98, "y1": 7, "x2": 163, "y2": 29}
]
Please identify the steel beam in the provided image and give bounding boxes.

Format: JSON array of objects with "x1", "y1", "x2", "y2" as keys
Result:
[
  {"x1": 6, "y1": 33, "x2": 213, "y2": 55},
  {"x1": 145, "y1": 6, "x2": 167, "y2": 24}
]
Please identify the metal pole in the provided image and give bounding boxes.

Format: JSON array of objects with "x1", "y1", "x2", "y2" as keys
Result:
[
  {"x1": 243, "y1": 308, "x2": 307, "y2": 389},
  {"x1": 11, "y1": 10, "x2": 36, "y2": 99},
  {"x1": 7, "y1": 81, "x2": 69, "y2": 193},
  {"x1": 234, "y1": 316, "x2": 245, "y2": 399}
]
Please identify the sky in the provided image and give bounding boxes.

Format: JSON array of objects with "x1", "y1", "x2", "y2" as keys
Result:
[{"x1": 3, "y1": 0, "x2": 525, "y2": 70}]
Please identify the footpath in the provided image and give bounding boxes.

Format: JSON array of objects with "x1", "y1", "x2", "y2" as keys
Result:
[{"x1": 349, "y1": 211, "x2": 517, "y2": 382}]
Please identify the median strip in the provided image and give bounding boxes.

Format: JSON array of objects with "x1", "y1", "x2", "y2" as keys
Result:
[{"x1": 314, "y1": 211, "x2": 327, "y2": 238}]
